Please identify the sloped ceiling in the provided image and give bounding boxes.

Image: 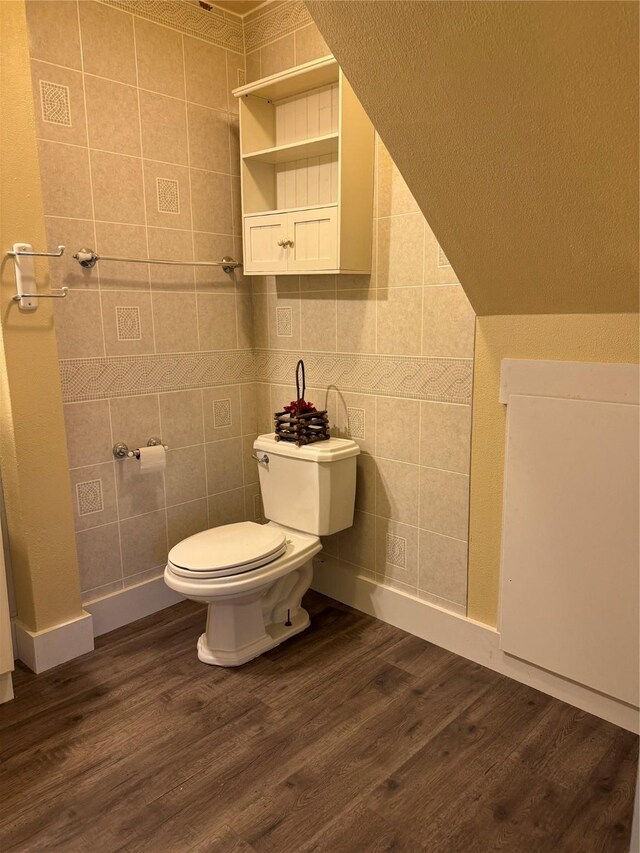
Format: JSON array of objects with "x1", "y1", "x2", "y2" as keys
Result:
[{"x1": 306, "y1": 1, "x2": 639, "y2": 316}]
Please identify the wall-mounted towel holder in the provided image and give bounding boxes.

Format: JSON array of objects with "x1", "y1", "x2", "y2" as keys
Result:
[
  {"x1": 113, "y1": 438, "x2": 168, "y2": 459},
  {"x1": 74, "y1": 248, "x2": 242, "y2": 274},
  {"x1": 7, "y1": 243, "x2": 68, "y2": 310}
]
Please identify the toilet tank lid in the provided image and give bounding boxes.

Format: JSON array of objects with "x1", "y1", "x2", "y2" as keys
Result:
[{"x1": 254, "y1": 433, "x2": 360, "y2": 462}]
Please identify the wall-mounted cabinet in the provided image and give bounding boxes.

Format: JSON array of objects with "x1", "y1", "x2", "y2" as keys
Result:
[{"x1": 233, "y1": 57, "x2": 374, "y2": 276}]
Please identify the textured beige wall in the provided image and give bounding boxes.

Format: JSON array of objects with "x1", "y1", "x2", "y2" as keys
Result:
[
  {"x1": 468, "y1": 313, "x2": 639, "y2": 626},
  {"x1": 306, "y1": 0, "x2": 639, "y2": 316},
  {"x1": 0, "y1": 0, "x2": 83, "y2": 632}
]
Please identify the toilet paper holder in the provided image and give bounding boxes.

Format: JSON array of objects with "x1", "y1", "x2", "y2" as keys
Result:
[{"x1": 113, "y1": 437, "x2": 168, "y2": 459}]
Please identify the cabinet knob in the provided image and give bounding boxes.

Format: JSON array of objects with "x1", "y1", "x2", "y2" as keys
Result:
[{"x1": 277, "y1": 239, "x2": 294, "y2": 248}]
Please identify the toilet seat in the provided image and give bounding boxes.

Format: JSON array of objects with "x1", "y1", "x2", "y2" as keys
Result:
[{"x1": 167, "y1": 521, "x2": 288, "y2": 579}]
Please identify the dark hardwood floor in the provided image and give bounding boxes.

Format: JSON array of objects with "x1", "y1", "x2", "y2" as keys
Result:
[{"x1": 0, "y1": 592, "x2": 637, "y2": 852}]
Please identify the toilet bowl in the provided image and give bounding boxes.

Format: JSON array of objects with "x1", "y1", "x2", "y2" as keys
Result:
[{"x1": 164, "y1": 433, "x2": 359, "y2": 666}]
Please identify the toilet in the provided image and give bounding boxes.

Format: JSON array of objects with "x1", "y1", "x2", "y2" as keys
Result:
[{"x1": 164, "y1": 433, "x2": 360, "y2": 666}]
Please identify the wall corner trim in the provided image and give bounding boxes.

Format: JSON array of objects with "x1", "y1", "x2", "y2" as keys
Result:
[
  {"x1": 312, "y1": 559, "x2": 639, "y2": 734},
  {"x1": 13, "y1": 611, "x2": 94, "y2": 673}
]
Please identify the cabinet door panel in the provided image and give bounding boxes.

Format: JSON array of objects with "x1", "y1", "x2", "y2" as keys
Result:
[
  {"x1": 288, "y1": 206, "x2": 338, "y2": 271},
  {"x1": 243, "y1": 214, "x2": 287, "y2": 273}
]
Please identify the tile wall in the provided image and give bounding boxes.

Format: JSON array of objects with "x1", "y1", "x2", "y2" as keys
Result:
[{"x1": 26, "y1": 0, "x2": 475, "y2": 617}]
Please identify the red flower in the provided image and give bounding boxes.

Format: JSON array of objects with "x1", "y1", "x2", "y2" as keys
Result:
[{"x1": 283, "y1": 398, "x2": 317, "y2": 415}]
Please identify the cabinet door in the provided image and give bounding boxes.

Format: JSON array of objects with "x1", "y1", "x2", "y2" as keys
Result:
[
  {"x1": 243, "y1": 213, "x2": 288, "y2": 273},
  {"x1": 287, "y1": 206, "x2": 338, "y2": 272}
]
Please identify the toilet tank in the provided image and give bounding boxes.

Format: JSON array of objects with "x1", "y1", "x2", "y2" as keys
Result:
[{"x1": 253, "y1": 434, "x2": 360, "y2": 536}]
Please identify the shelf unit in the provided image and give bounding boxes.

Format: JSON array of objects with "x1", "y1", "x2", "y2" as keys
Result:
[{"x1": 233, "y1": 56, "x2": 375, "y2": 276}]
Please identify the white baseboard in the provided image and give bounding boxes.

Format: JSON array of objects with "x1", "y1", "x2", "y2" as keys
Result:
[
  {"x1": 85, "y1": 575, "x2": 184, "y2": 637},
  {"x1": 13, "y1": 611, "x2": 94, "y2": 674},
  {"x1": 311, "y1": 560, "x2": 639, "y2": 734}
]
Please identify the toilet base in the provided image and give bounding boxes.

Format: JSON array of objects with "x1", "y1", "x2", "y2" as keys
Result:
[{"x1": 197, "y1": 607, "x2": 310, "y2": 667}]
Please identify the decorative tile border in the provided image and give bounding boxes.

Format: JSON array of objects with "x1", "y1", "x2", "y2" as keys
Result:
[
  {"x1": 244, "y1": 0, "x2": 312, "y2": 52},
  {"x1": 101, "y1": 0, "x2": 244, "y2": 53},
  {"x1": 59, "y1": 349, "x2": 472, "y2": 404}
]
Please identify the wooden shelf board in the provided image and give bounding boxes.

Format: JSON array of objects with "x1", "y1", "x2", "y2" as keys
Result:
[
  {"x1": 243, "y1": 202, "x2": 338, "y2": 218},
  {"x1": 233, "y1": 56, "x2": 338, "y2": 102},
  {"x1": 243, "y1": 133, "x2": 339, "y2": 165}
]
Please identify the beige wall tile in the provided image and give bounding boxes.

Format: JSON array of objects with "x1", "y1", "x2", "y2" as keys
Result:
[
  {"x1": 64, "y1": 400, "x2": 112, "y2": 468},
  {"x1": 424, "y1": 222, "x2": 459, "y2": 285},
  {"x1": 76, "y1": 523, "x2": 122, "y2": 592},
  {"x1": 300, "y1": 291, "x2": 337, "y2": 352},
  {"x1": 70, "y1": 462, "x2": 117, "y2": 531},
  {"x1": 245, "y1": 382, "x2": 272, "y2": 435},
  {"x1": 146, "y1": 228, "x2": 196, "y2": 290},
  {"x1": 100, "y1": 290, "x2": 154, "y2": 356},
  {"x1": 422, "y1": 284, "x2": 475, "y2": 358},
  {"x1": 252, "y1": 293, "x2": 269, "y2": 347},
  {"x1": 109, "y1": 394, "x2": 160, "y2": 450},
  {"x1": 419, "y1": 402, "x2": 471, "y2": 474},
  {"x1": 241, "y1": 434, "x2": 259, "y2": 485},
  {"x1": 260, "y1": 34, "x2": 295, "y2": 78},
  {"x1": 82, "y1": 579, "x2": 124, "y2": 603},
  {"x1": 209, "y1": 488, "x2": 245, "y2": 528},
  {"x1": 134, "y1": 17, "x2": 185, "y2": 99},
  {"x1": 187, "y1": 104, "x2": 230, "y2": 174},
  {"x1": 191, "y1": 169, "x2": 232, "y2": 234},
  {"x1": 375, "y1": 457, "x2": 420, "y2": 525},
  {"x1": 38, "y1": 140, "x2": 92, "y2": 219},
  {"x1": 376, "y1": 142, "x2": 420, "y2": 218},
  {"x1": 299, "y1": 274, "x2": 336, "y2": 293},
  {"x1": 376, "y1": 213, "x2": 424, "y2": 288},
  {"x1": 196, "y1": 293, "x2": 238, "y2": 350},
  {"x1": 54, "y1": 290, "x2": 104, "y2": 358},
  {"x1": 336, "y1": 290, "x2": 376, "y2": 353},
  {"x1": 226, "y1": 50, "x2": 245, "y2": 113},
  {"x1": 333, "y1": 390, "x2": 376, "y2": 454},
  {"x1": 418, "y1": 529, "x2": 468, "y2": 606},
  {"x1": 115, "y1": 463, "x2": 165, "y2": 519},
  {"x1": 231, "y1": 176, "x2": 242, "y2": 235},
  {"x1": 91, "y1": 150, "x2": 145, "y2": 225},
  {"x1": 268, "y1": 275, "x2": 300, "y2": 294},
  {"x1": 294, "y1": 24, "x2": 330, "y2": 66},
  {"x1": 119, "y1": 509, "x2": 168, "y2": 576},
  {"x1": 159, "y1": 390, "x2": 204, "y2": 449},
  {"x1": 194, "y1": 232, "x2": 236, "y2": 292},
  {"x1": 123, "y1": 566, "x2": 165, "y2": 588},
  {"x1": 143, "y1": 160, "x2": 192, "y2": 230},
  {"x1": 267, "y1": 295, "x2": 301, "y2": 351},
  {"x1": 245, "y1": 49, "x2": 260, "y2": 83},
  {"x1": 229, "y1": 115, "x2": 240, "y2": 176},
  {"x1": 78, "y1": 1, "x2": 136, "y2": 85},
  {"x1": 245, "y1": 483, "x2": 265, "y2": 523},
  {"x1": 183, "y1": 36, "x2": 227, "y2": 111},
  {"x1": 84, "y1": 75, "x2": 141, "y2": 157},
  {"x1": 376, "y1": 287, "x2": 422, "y2": 356},
  {"x1": 152, "y1": 292, "x2": 199, "y2": 353},
  {"x1": 375, "y1": 516, "x2": 419, "y2": 587},
  {"x1": 202, "y1": 385, "x2": 241, "y2": 442},
  {"x1": 338, "y1": 510, "x2": 375, "y2": 570},
  {"x1": 376, "y1": 397, "x2": 420, "y2": 463},
  {"x1": 45, "y1": 216, "x2": 97, "y2": 290},
  {"x1": 31, "y1": 60, "x2": 87, "y2": 146},
  {"x1": 205, "y1": 437, "x2": 243, "y2": 494},
  {"x1": 165, "y1": 445, "x2": 206, "y2": 506},
  {"x1": 95, "y1": 222, "x2": 149, "y2": 289},
  {"x1": 237, "y1": 293, "x2": 254, "y2": 350},
  {"x1": 419, "y1": 466, "x2": 469, "y2": 540},
  {"x1": 354, "y1": 452, "x2": 376, "y2": 514},
  {"x1": 416, "y1": 589, "x2": 466, "y2": 617},
  {"x1": 167, "y1": 498, "x2": 209, "y2": 549},
  {"x1": 140, "y1": 90, "x2": 188, "y2": 166},
  {"x1": 26, "y1": 0, "x2": 82, "y2": 69}
]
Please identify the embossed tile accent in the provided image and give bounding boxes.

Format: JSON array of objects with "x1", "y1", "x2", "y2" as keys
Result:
[
  {"x1": 237, "y1": 68, "x2": 246, "y2": 87},
  {"x1": 116, "y1": 306, "x2": 142, "y2": 341},
  {"x1": 386, "y1": 533, "x2": 407, "y2": 568},
  {"x1": 103, "y1": 0, "x2": 243, "y2": 52},
  {"x1": 213, "y1": 398, "x2": 232, "y2": 428},
  {"x1": 156, "y1": 177, "x2": 180, "y2": 214},
  {"x1": 253, "y1": 493, "x2": 263, "y2": 521},
  {"x1": 276, "y1": 306, "x2": 293, "y2": 337},
  {"x1": 437, "y1": 245, "x2": 451, "y2": 267},
  {"x1": 59, "y1": 350, "x2": 472, "y2": 404},
  {"x1": 76, "y1": 479, "x2": 104, "y2": 515},
  {"x1": 40, "y1": 80, "x2": 71, "y2": 126},
  {"x1": 244, "y1": 1, "x2": 312, "y2": 52},
  {"x1": 347, "y1": 407, "x2": 365, "y2": 440}
]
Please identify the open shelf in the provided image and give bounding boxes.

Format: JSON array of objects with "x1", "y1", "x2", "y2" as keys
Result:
[
  {"x1": 233, "y1": 56, "x2": 338, "y2": 102},
  {"x1": 243, "y1": 133, "x2": 339, "y2": 165}
]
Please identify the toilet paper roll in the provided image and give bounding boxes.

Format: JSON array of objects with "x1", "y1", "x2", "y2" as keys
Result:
[{"x1": 138, "y1": 444, "x2": 166, "y2": 474}]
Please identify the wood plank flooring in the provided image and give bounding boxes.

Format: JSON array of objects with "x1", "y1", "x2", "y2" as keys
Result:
[{"x1": 0, "y1": 592, "x2": 637, "y2": 852}]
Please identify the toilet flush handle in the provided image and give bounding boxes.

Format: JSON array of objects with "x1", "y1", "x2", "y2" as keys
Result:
[{"x1": 251, "y1": 452, "x2": 269, "y2": 465}]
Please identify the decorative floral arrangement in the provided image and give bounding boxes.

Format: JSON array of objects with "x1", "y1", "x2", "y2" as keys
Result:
[
  {"x1": 274, "y1": 361, "x2": 330, "y2": 446},
  {"x1": 283, "y1": 398, "x2": 317, "y2": 416}
]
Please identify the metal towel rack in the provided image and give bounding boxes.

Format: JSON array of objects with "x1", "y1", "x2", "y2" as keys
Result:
[
  {"x1": 73, "y1": 248, "x2": 242, "y2": 275},
  {"x1": 7, "y1": 243, "x2": 69, "y2": 309}
]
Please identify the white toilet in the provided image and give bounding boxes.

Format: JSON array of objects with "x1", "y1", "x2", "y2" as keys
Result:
[{"x1": 164, "y1": 433, "x2": 360, "y2": 666}]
